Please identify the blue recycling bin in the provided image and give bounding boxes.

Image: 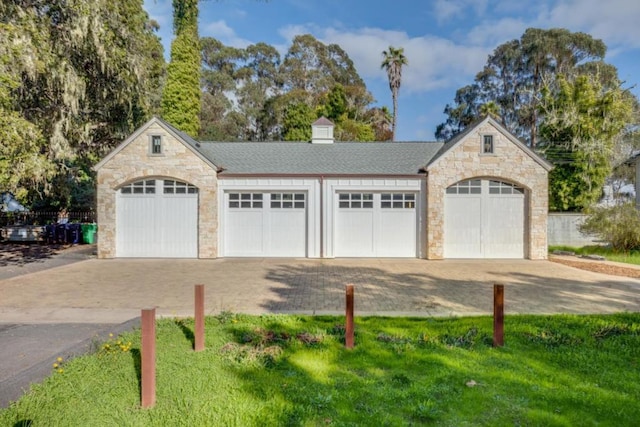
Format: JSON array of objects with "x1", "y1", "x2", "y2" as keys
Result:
[
  {"x1": 44, "y1": 224, "x2": 56, "y2": 243},
  {"x1": 55, "y1": 224, "x2": 67, "y2": 244},
  {"x1": 66, "y1": 223, "x2": 81, "y2": 244}
]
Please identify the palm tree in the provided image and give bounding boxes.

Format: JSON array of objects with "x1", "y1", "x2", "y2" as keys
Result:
[
  {"x1": 381, "y1": 46, "x2": 408, "y2": 141},
  {"x1": 479, "y1": 101, "x2": 500, "y2": 119}
]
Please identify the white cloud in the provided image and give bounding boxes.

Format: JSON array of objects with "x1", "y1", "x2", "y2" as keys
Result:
[
  {"x1": 464, "y1": 17, "x2": 528, "y2": 47},
  {"x1": 541, "y1": 0, "x2": 640, "y2": 48},
  {"x1": 433, "y1": 0, "x2": 489, "y2": 24},
  {"x1": 433, "y1": 0, "x2": 464, "y2": 23},
  {"x1": 465, "y1": 0, "x2": 640, "y2": 51},
  {"x1": 202, "y1": 20, "x2": 253, "y2": 48},
  {"x1": 317, "y1": 27, "x2": 489, "y2": 94}
]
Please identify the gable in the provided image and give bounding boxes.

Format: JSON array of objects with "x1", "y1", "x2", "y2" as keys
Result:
[
  {"x1": 426, "y1": 116, "x2": 552, "y2": 173},
  {"x1": 93, "y1": 117, "x2": 218, "y2": 172}
]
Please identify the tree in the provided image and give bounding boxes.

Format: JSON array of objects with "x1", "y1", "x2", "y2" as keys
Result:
[
  {"x1": 381, "y1": 46, "x2": 408, "y2": 141},
  {"x1": 365, "y1": 106, "x2": 393, "y2": 141},
  {"x1": 162, "y1": 0, "x2": 201, "y2": 137},
  {"x1": 199, "y1": 35, "x2": 378, "y2": 142},
  {"x1": 436, "y1": 28, "x2": 609, "y2": 146},
  {"x1": 579, "y1": 203, "x2": 640, "y2": 250},
  {"x1": 0, "y1": 0, "x2": 164, "y2": 208},
  {"x1": 282, "y1": 103, "x2": 315, "y2": 141},
  {"x1": 539, "y1": 73, "x2": 635, "y2": 211}
]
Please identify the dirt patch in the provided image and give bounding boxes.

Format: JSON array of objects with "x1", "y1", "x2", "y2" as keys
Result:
[{"x1": 549, "y1": 256, "x2": 640, "y2": 279}]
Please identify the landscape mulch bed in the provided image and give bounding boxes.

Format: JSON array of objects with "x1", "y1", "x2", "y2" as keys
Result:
[{"x1": 550, "y1": 256, "x2": 640, "y2": 279}]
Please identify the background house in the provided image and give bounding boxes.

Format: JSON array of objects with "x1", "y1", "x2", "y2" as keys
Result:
[{"x1": 94, "y1": 116, "x2": 551, "y2": 259}]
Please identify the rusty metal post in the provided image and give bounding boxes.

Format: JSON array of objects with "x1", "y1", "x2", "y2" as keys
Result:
[
  {"x1": 195, "y1": 284, "x2": 205, "y2": 351},
  {"x1": 493, "y1": 284, "x2": 504, "y2": 347},
  {"x1": 141, "y1": 308, "x2": 156, "y2": 408},
  {"x1": 345, "y1": 284, "x2": 354, "y2": 349}
]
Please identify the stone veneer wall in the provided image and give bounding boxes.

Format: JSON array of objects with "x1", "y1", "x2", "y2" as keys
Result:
[
  {"x1": 426, "y1": 122, "x2": 549, "y2": 260},
  {"x1": 96, "y1": 122, "x2": 218, "y2": 258}
]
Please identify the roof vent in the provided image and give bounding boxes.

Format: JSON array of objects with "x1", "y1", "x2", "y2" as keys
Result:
[{"x1": 311, "y1": 117, "x2": 334, "y2": 144}]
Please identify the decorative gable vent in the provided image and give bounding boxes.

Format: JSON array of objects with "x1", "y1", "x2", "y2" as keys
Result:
[{"x1": 311, "y1": 117, "x2": 335, "y2": 144}]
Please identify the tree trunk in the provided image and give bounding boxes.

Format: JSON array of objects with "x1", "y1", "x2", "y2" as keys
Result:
[{"x1": 392, "y1": 88, "x2": 398, "y2": 141}]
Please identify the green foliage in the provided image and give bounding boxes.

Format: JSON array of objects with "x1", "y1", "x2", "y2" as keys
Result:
[
  {"x1": 579, "y1": 203, "x2": 640, "y2": 250},
  {"x1": 337, "y1": 118, "x2": 375, "y2": 141},
  {"x1": 436, "y1": 28, "x2": 616, "y2": 145},
  {"x1": 2, "y1": 314, "x2": 640, "y2": 426},
  {"x1": 162, "y1": 0, "x2": 201, "y2": 137},
  {"x1": 200, "y1": 34, "x2": 381, "y2": 142},
  {"x1": 541, "y1": 74, "x2": 634, "y2": 211},
  {"x1": 282, "y1": 103, "x2": 315, "y2": 141},
  {"x1": 0, "y1": 0, "x2": 165, "y2": 208}
]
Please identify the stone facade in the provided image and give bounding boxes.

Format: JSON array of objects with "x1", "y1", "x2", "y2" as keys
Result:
[
  {"x1": 426, "y1": 121, "x2": 550, "y2": 260},
  {"x1": 95, "y1": 120, "x2": 218, "y2": 258},
  {"x1": 96, "y1": 116, "x2": 549, "y2": 260}
]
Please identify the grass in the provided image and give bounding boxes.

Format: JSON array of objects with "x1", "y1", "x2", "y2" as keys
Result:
[
  {"x1": 550, "y1": 245, "x2": 640, "y2": 265},
  {"x1": 2, "y1": 313, "x2": 640, "y2": 426}
]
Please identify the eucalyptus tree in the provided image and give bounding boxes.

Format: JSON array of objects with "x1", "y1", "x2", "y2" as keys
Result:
[
  {"x1": 236, "y1": 43, "x2": 282, "y2": 140},
  {"x1": 381, "y1": 46, "x2": 408, "y2": 141},
  {"x1": 280, "y1": 35, "x2": 372, "y2": 109},
  {"x1": 435, "y1": 28, "x2": 608, "y2": 146},
  {"x1": 198, "y1": 34, "x2": 377, "y2": 142}
]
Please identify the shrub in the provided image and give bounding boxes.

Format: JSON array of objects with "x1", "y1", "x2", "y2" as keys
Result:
[{"x1": 579, "y1": 202, "x2": 640, "y2": 250}]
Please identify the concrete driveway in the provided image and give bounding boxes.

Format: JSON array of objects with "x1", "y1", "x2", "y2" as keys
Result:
[
  {"x1": 2, "y1": 255, "x2": 640, "y2": 407},
  {"x1": 1, "y1": 257, "x2": 639, "y2": 323}
]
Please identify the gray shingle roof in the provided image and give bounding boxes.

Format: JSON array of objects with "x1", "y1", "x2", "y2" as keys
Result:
[{"x1": 196, "y1": 141, "x2": 444, "y2": 175}]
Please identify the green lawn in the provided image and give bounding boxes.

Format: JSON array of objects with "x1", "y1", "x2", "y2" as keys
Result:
[
  {"x1": 550, "y1": 245, "x2": 640, "y2": 266},
  {"x1": 2, "y1": 313, "x2": 639, "y2": 426}
]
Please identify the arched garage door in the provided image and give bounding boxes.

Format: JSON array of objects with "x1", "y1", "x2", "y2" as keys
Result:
[
  {"x1": 444, "y1": 179, "x2": 524, "y2": 258},
  {"x1": 116, "y1": 179, "x2": 198, "y2": 258}
]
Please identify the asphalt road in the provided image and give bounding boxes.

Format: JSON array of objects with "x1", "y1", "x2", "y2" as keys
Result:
[{"x1": 0, "y1": 243, "x2": 139, "y2": 408}]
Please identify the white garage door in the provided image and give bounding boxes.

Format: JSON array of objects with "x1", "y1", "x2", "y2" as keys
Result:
[
  {"x1": 116, "y1": 179, "x2": 198, "y2": 258},
  {"x1": 444, "y1": 179, "x2": 524, "y2": 258},
  {"x1": 223, "y1": 192, "x2": 307, "y2": 257},
  {"x1": 335, "y1": 192, "x2": 416, "y2": 257}
]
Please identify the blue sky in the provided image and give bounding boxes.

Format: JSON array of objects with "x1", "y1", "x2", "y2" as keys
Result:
[{"x1": 144, "y1": 0, "x2": 640, "y2": 141}]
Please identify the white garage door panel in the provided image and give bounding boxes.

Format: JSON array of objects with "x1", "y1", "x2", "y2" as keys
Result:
[
  {"x1": 444, "y1": 179, "x2": 524, "y2": 259},
  {"x1": 225, "y1": 211, "x2": 265, "y2": 256},
  {"x1": 269, "y1": 210, "x2": 306, "y2": 256},
  {"x1": 223, "y1": 192, "x2": 307, "y2": 257},
  {"x1": 117, "y1": 196, "x2": 156, "y2": 257},
  {"x1": 485, "y1": 196, "x2": 524, "y2": 258},
  {"x1": 444, "y1": 196, "x2": 482, "y2": 258},
  {"x1": 159, "y1": 197, "x2": 198, "y2": 258},
  {"x1": 116, "y1": 179, "x2": 198, "y2": 258},
  {"x1": 335, "y1": 210, "x2": 375, "y2": 257},
  {"x1": 378, "y1": 210, "x2": 416, "y2": 257},
  {"x1": 334, "y1": 192, "x2": 417, "y2": 257}
]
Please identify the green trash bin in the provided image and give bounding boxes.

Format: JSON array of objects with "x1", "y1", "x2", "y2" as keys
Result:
[{"x1": 81, "y1": 223, "x2": 97, "y2": 244}]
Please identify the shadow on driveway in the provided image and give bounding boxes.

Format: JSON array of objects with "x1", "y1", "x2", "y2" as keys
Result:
[{"x1": 261, "y1": 261, "x2": 640, "y2": 316}]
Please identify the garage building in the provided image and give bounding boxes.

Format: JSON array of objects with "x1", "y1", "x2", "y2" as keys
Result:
[{"x1": 94, "y1": 116, "x2": 551, "y2": 259}]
